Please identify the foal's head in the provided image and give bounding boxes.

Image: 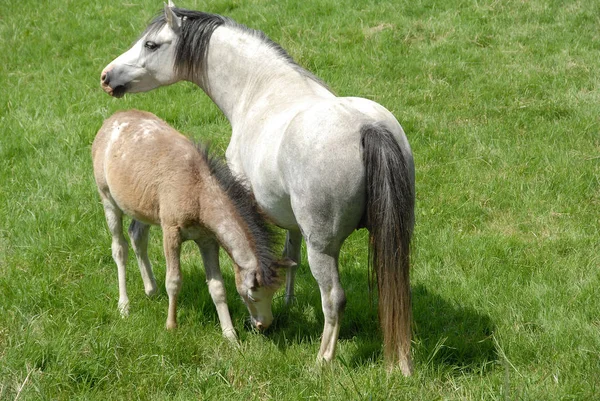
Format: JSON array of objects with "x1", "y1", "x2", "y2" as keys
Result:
[
  {"x1": 235, "y1": 259, "x2": 294, "y2": 331},
  {"x1": 101, "y1": 2, "x2": 225, "y2": 97},
  {"x1": 201, "y1": 145, "x2": 295, "y2": 331}
]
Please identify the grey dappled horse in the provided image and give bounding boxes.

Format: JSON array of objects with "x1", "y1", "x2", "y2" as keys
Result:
[{"x1": 100, "y1": 3, "x2": 415, "y2": 374}]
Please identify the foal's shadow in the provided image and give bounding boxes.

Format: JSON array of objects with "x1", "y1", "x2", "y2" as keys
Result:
[{"x1": 266, "y1": 272, "x2": 497, "y2": 372}]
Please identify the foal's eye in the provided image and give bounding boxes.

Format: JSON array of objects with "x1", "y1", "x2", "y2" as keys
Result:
[{"x1": 144, "y1": 41, "x2": 159, "y2": 51}]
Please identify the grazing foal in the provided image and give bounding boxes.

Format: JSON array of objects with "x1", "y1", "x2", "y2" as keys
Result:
[{"x1": 92, "y1": 110, "x2": 289, "y2": 340}]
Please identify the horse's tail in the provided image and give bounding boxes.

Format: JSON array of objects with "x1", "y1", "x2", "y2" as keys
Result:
[{"x1": 361, "y1": 123, "x2": 415, "y2": 375}]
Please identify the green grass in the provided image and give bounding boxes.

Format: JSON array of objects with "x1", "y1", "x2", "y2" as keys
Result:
[{"x1": 1, "y1": 0, "x2": 599, "y2": 399}]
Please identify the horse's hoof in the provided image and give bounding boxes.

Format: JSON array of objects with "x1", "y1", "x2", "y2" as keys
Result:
[
  {"x1": 399, "y1": 359, "x2": 413, "y2": 377},
  {"x1": 284, "y1": 295, "x2": 297, "y2": 306}
]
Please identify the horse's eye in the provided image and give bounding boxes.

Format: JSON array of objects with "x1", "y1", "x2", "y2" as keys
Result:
[{"x1": 144, "y1": 41, "x2": 159, "y2": 51}]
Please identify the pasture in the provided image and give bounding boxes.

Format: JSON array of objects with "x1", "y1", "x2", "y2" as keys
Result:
[{"x1": 1, "y1": 0, "x2": 598, "y2": 399}]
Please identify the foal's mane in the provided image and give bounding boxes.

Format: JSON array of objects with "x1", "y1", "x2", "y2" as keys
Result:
[
  {"x1": 144, "y1": 7, "x2": 329, "y2": 89},
  {"x1": 195, "y1": 144, "x2": 280, "y2": 288}
]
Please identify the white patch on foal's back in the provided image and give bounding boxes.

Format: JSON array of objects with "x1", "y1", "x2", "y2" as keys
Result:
[
  {"x1": 105, "y1": 121, "x2": 129, "y2": 166},
  {"x1": 128, "y1": 119, "x2": 160, "y2": 142},
  {"x1": 108, "y1": 121, "x2": 129, "y2": 148}
]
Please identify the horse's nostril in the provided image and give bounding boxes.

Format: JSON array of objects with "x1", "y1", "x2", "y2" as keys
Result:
[
  {"x1": 101, "y1": 71, "x2": 109, "y2": 84},
  {"x1": 256, "y1": 322, "x2": 264, "y2": 331}
]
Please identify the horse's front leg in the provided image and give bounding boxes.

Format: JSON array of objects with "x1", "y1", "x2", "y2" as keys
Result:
[
  {"x1": 162, "y1": 226, "x2": 182, "y2": 330},
  {"x1": 102, "y1": 199, "x2": 130, "y2": 317},
  {"x1": 283, "y1": 230, "x2": 302, "y2": 305},
  {"x1": 196, "y1": 238, "x2": 238, "y2": 343},
  {"x1": 306, "y1": 244, "x2": 346, "y2": 363},
  {"x1": 128, "y1": 220, "x2": 158, "y2": 297}
]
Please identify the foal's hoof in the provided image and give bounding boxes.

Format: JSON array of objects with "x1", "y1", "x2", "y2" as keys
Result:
[
  {"x1": 223, "y1": 329, "x2": 239, "y2": 345},
  {"x1": 166, "y1": 321, "x2": 178, "y2": 330},
  {"x1": 118, "y1": 301, "x2": 130, "y2": 317},
  {"x1": 145, "y1": 286, "x2": 158, "y2": 297}
]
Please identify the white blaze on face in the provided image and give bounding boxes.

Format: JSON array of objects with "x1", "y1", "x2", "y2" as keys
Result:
[{"x1": 123, "y1": 25, "x2": 179, "y2": 89}]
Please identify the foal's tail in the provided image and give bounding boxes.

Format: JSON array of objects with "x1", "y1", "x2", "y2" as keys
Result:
[{"x1": 361, "y1": 123, "x2": 415, "y2": 375}]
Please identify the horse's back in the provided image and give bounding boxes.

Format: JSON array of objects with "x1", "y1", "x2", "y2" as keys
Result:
[{"x1": 276, "y1": 96, "x2": 411, "y2": 246}]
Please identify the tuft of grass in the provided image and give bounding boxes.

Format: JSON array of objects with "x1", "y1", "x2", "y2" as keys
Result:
[{"x1": 1, "y1": 0, "x2": 599, "y2": 399}]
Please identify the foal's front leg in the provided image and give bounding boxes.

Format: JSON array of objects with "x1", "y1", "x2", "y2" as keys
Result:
[
  {"x1": 196, "y1": 238, "x2": 238, "y2": 343},
  {"x1": 102, "y1": 199, "x2": 130, "y2": 316},
  {"x1": 162, "y1": 226, "x2": 182, "y2": 330}
]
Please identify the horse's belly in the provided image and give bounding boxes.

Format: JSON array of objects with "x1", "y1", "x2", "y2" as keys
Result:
[{"x1": 254, "y1": 189, "x2": 298, "y2": 230}]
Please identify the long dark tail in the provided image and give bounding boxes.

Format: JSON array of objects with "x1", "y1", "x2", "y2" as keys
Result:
[{"x1": 361, "y1": 123, "x2": 415, "y2": 375}]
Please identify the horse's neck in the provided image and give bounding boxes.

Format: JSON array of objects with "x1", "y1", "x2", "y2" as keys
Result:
[{"x1": 199, "y1": 25, "x2": 333, "y2": 126}]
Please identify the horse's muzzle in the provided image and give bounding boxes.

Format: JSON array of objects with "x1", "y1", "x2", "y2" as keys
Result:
[{"x1": 100, "y1": 69, "x2": 126, "y2": 98}]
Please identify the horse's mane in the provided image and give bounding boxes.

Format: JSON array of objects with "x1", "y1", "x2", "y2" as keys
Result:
[
  {"x1": 144, "y1": 8, "x2": 329, "y2": 89},
  {"x1": 194, "y1": 143, "x2": 281, "y2": 288}
]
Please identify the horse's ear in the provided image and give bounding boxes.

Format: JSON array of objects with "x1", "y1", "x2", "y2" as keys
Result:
[
  {"x1": 168, "y1": 0, "x2": 176, "y2": 7},
  {"x1": 164, "y1": 2, "x2": 181, "y2": 34},
  {"x1": 274, "y1": 258, "x2": 297, "y2": 269}
]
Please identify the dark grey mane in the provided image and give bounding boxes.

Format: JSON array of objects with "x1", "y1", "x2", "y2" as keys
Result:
[
  {"x1": 144, "y1": 8, "x2": 329, "y2": 90},
  {"x1": 194, "y1": 143, "x2": 281, "y2": 288}
]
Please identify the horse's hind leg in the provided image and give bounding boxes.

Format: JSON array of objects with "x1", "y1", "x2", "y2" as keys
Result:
[
  {"x1": 283, "y1": 230, "x2": 302, "y2": 305},
  {"x1": 306, "y1": 243, "x2": 346, "y2": 363},
  {"x1": 162, "y1": 226, "x2": 182, "y2": 330},
  {"x1": 128, "y1": 220, "x2": 158, "y2": 296},
  {"x1": 196, "y1": 238, "x2": 238, "y2": 343},
  {"x1": 102, "y1": 199, "x2": 129, "y2": 316}
]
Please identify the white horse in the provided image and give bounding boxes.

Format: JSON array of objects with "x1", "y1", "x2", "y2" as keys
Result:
[{"x1": 100, "y1": 2, "x2": 415, "y2": 375}]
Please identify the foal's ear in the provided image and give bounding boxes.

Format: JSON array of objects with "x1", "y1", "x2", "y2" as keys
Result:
[
  {"x1": 243, "y1": 273, "x2": 259, "y2": 291},
  {"x1": 274, "y1": 258, "x2": 297, "y2": 269},
  {"x1": 164, "y1": 2, "x2": 181, "y2": 34}
]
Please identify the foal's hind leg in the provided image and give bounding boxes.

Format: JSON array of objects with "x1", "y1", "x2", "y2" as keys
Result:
[
  {"x1": 283, "y1": 230, "x2": 302, "y2": 305},
  {"x1": 196, "y1": 238, "x2": 238, "y2": 343},
  {"x1": 128, "y1": 220, "x2": 158, "y2": 297},
  {"x1": 162, "y1": 226, "x2": 182, "y2": 330},
  {"x1": 306, "y1": 243, "x2": 346, "y2": 363},
  {"x1": 102, "y1": 199, "x2": 130, "y2": 316}
]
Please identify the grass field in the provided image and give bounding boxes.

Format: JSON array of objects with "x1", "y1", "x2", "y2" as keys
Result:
[{"x1": 1, "y1": 0, "x2": 599, "y2": 399}]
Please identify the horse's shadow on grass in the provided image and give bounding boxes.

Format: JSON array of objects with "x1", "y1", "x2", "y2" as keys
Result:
[
  {"x1": 265, "y1": 271, "x2": 497, "y2": 372},
  {"x1": 167, "y1": 249, "x2": 497, "y2": 373}
]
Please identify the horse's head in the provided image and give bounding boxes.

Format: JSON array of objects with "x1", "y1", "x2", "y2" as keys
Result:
[
  {"x1": 236, "y1": 258, "x2": 295, "y2": 331},
  {"x1": 101, "y1": 2, "x2": 182, "y2": 97}
]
